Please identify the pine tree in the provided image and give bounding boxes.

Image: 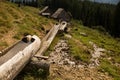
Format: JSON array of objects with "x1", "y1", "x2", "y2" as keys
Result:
[{"x1": 113, "y1": 1, "x2": 120, "y2": 36}]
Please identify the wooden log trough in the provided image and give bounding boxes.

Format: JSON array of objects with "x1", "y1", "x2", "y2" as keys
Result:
[
  {"x1": 0, "y1": 35, "x2": 41, "y2": 80},
  {"x1": 31, "y1": 21, "x2": 68, "y2": 77},
  {"x1": 34, "y1": 23, "x2": 61, "y2": 57},
  {"x1": 0, "y1": 21, "x2": 68, "y2": 80}
]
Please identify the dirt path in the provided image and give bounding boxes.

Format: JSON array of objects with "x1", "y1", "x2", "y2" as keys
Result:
[
  {"x1": 1, "y1": 28, "x2": 16, "y2": 44},
  {"x1": 50, "y1": 64, "x2": 112, "y2": 80}
]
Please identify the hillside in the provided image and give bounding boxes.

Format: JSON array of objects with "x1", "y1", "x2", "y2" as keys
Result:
[
  {"x1": 0, "y1": 1, "x2": 120, "y2": 80},
  {"x1": 65, "y1": 20, "x2": 120, "y2": 79},
  {"x1": 0, "y1": 1, "x2": 54, "y2": 50},
  {"x1": 44, "y1": 20, "x2": 120, "y2": 80},
  {"x1": 15, "y1": 20, "x2": 120, "y2": 80}
]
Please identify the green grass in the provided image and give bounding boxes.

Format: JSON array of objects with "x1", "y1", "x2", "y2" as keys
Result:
[
  {"x1": 67, "y1": 38, "x2": 91, "y2": 63},
  {"x1": 69, "y1": 20, "x2": 120, "y2": 79},
  {"x1": 1, "y1": 1, "x2": 120, "y2": 80},
  {"x1": 44, "y1": 34, "x2": 61, "y2": 56},
  {"x1": 15, "y1": 65, "x2": 49, "y2": 80},
  {"x1": 70, "y1": 20, "x2": 120, "y2": 58},
  {"x1": 99, "y1": 59, "x2": 120, "y2": 80},
  {"x1": 0, "y1": 41, "x2": 8, "y2": 47},
  {"x1": 0, "y1": 27, "x2": 9, "y2": 34},
  {"x1": 0, "y1": 1, "x2": 56, "y2": 79},
  {"x1": 44, "y1": 19, "x2": 120, "y2": 79},
  {"x1": 0, "y1": 1, "x2": 54, "y2": 40}
]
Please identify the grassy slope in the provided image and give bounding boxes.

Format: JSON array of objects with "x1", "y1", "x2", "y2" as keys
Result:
[
  {"x1": 44, "y1": 20, "x2": 120, "y2": 80},
  {"x1": 0, "y1": 1, "x2": 120, "y2": 80},
  {"x1": 0, "y1": 1, "x2": 55, "y2": 50},
  {"x1": 68, "y1": 20, "x2": 120, "y2": 80}
]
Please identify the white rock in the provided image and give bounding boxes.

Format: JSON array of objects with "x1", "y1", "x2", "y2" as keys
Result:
[
  {"x1": 0, "y1": 51, "x2": 2, "y2": 54},
  {"x1": 80, "y1": 32, "x2": 88, "y2": 37},
  {"x1": 89, "y1": 41, "x2": 94, "y2": 45},
  {"x1": 78, "y1": 65, "x2": 84, "y2": 68},
  {"x1": 65, "y1": 34, "x2": 72, "y2": 39}
]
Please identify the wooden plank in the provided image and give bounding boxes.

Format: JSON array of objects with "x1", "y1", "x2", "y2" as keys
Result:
[
  {"x1": 35, "y1": 23, "x2": 60, "y2": 57},
  {"x1": 39, "y1": 6, "x2": 49, "y2": 14},
  {"x1": 34, "y1": 55, "x2": 49, "y2": 60}
]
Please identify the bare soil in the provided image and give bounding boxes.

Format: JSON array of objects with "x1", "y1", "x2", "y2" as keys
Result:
[{"x1": 0, "y1": 27, "x2": 17, "y2": 50}]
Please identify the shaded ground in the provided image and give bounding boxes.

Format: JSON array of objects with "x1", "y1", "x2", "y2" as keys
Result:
[{"x1": 49, "y1": 64, "x2": 112, "y2": 80}]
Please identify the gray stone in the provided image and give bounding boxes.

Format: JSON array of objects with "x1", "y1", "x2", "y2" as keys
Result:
[{"x1": 80, "y1": 32, "x2": 88, "y2": 37}]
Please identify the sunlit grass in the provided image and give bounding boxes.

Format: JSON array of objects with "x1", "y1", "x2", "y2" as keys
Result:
[{"x1": 70, "y1": 20, "x2": 120, "y2": 79}]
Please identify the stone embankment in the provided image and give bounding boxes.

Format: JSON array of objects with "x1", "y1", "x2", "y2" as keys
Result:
[{"x1": 89, "y1": 41, "x2": 106, "y2": 68}]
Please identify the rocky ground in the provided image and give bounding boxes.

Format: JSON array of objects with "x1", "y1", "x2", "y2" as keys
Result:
[{"x1": 47, "y1": 39, "x2": 113, "y2": 80}]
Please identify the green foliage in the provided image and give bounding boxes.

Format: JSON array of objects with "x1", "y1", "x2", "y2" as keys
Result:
[
  {"x1": 0, "y1": 27, "x2": 8, "y2": 34},
  {"x1": 0, "y1": 19, "x2": 12, "y2": 29},
  {"x1": 68, "y1": 38, "x2": 91, "y2": 63},
  {"x1": 70, "y1": 20, "x2": 120, "y2": 79},
  {"x1": 24, "y1": 75, "x2": 34, "y2": 80},
  {"x1": 15, "y1": 64, "x2": 49, "y2": 80},
  {"x1": 71, "y1": 20, "x2": 120, "y2": 52},
  {"x1": 1, "y1": 2, "x2": 53, "y2": 39},
  {"x1": 10, "y1": 0, "x2": 120, "y2": 37},
  {"x1": 0, "y1": 41, "x2": 8, "y2": 47},
  {"x1": 113, "y1": 2, "x2": 120, "y2": 36},
  {"x1": 13, "y1": 35, "x2": 21, "y2": 40},
  {"x1": 49, "y1": 0, "x2": 120, "y2": 36},
  {"x1": 99, "y1": 59, "x2": 120, "y2": 80}
]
